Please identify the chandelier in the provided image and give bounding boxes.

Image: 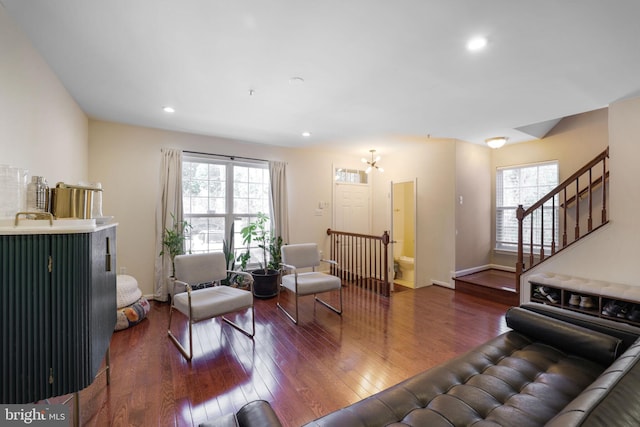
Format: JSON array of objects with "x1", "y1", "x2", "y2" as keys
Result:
[{"x1": 362, "y1": 149, "x2": 383, "y2": 174}]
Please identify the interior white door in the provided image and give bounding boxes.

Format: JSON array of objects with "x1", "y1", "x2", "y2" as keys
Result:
[{"x1": 333, "y1": 182, "x2": 370, "y2": 233}]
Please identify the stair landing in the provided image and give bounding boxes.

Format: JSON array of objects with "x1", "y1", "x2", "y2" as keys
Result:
[{"x1": 454, "y1": 269, "x2": 519, "y2": 306}]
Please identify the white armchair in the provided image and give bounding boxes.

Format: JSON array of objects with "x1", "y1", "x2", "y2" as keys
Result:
[
  {"x1": 168, "y1": 252, "x2": 254, "y2": 361},
  {"x1": 278, "y1": 243, "x2": 342, "y2": 324}
]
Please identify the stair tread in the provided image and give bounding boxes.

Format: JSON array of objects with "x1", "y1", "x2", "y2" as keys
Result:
[{"x1": 456, "y1": 269, "x2": 516, "y2": 292}]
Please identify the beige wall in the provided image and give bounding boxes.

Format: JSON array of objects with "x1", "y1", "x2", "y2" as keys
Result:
[
  {"x1": 520, "y1": 96, "x2": 640, "y2": 290},
  {"x1": 89, "y1": 124, "x2": 459, "y2": 295},
  {"x1": 376, "y1": 137, "x2": 457, "y2": 288},
  {"x1": 88, "y1": 120, "x2": 294, "y2": 295},
  {"x1": 0, "y1": 6, "x2": 88, "y2": 187},
  {"x1": 490, "y1": 108, "x2": 609, "y2": 269},
  {"x1": 455, "y1": 140, "x2": 492, "y2": 272}
]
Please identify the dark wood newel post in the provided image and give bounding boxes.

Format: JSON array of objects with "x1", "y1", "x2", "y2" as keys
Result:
[
  {"x1": 515, "y1": 204, "x2": 525, "y2": 295},
  {"x1": 382, "y1": 231, "x2": 390, "y2": 297}
]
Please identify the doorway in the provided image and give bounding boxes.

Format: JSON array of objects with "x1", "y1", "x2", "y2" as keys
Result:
[
  {"x1": 333, "y1": 166, "x2": 371, "y2": 233},
  {"x1": 391, "y1": 180, "x2": 417, "y2": 289}
]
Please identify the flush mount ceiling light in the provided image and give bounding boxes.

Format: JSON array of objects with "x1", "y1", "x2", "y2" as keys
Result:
[
  {"x1": 467, "y1": 36, "x2": 488, "y2": 51},
  {"x1": 361, "y1": 149, "x2": 384, "y2": 174},
  {"x1": 301, "y1": 131, "x2": 311, "y2": 137},
  {"x1": 162, "y1": 106, "x2": 175, "y2": 113},
  {"x1": 485, "y1": 136, "x2": 507, "y2": 149}
]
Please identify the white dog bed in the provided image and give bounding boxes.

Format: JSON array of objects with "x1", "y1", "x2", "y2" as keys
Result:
[
  {"x1": 117, "y1": 274, "x2": 142, "y2": 308},
  {"x1": 115, "y1": 275, "x2": 149, "y2": 331}
]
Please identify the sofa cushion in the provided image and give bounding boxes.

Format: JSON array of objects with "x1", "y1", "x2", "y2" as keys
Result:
[{"x1": 303, "y1": 329, "x2": 608, "y2": 427}]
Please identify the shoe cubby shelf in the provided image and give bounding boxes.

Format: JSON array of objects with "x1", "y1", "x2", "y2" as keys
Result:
[{"x1": 527, "y1": 272, "x2": 640, "y2": 327}]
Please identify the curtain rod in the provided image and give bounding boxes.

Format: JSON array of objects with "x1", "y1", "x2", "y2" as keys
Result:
[{"x1": 183, "y1": 150, "x2": 267, "y2": 163}]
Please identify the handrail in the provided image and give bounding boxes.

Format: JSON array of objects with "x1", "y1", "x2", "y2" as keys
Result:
[
  {"x1": 327, "y1": 228, "x2": 391, "y2": 297},
  {"x1": 521, "y1": 147, "x2": 609, "y2": 217},
  {"x1": 516, "y1": 147, "x2": 609, "y2": 292},
  {"x1": 561, "y1": 171, "x2": 609, "y2": 208}
]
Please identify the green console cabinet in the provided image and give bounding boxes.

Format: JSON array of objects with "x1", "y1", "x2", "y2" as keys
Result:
[{"x1": 0, "y1": 224, "x2": 117, "y2": 403}]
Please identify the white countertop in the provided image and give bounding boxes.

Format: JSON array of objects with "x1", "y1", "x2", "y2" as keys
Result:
[{"x1": 0, "y1": 217, "x2": 117, "y2": 235}]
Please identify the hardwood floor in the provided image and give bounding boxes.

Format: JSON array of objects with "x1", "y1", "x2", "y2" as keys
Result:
[{"x1": 72, "y1": 285, "x2": 511, "y2": 426}]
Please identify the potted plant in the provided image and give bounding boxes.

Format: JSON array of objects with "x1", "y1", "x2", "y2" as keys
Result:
[
  {"x1": 159, "y1": 213, "x2": 192, "y2": 277},
  {"x1": 238, "y1": 212, "x2": 282, "y2": 298},
  {"x1": 222, "y1": 222, "x2": 253, "y2": 289}
]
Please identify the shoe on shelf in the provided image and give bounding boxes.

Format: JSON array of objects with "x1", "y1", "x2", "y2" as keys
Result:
[
  {"x1": 627, "y1": 305, "x2": 640, "y2": 322},
  {"x1": 545, "y1": 291, "x2": 560, "y2": 304},
  {"x1": 537, "y1": 286, "x2": 552, "y2": 297},
  {"x1": 569, "y1": 294, "x2": 581, "y2": 306},
  {"x1": 602, "y1": 300, "x2": 623, "y2": 317},
  {"x1": 579, "y1": 296, "x2": 595, "y2": 309},
  {"x1": 617, "y1": 303, "x2": 631, "y2": 319}
]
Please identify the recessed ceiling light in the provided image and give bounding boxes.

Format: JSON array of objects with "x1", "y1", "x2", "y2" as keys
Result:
[
  {"x1": 467, "y1": 36, "x2": 487, "y2": 51},
  {"x1": 162, "y1": 106, "x2": 175, "y2": 113},
  {"x1": 302, "y1": 131, "x2": 311, "y2": 137}
]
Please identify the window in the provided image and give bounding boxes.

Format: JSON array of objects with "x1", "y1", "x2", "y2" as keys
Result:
[
  {"x1": 182, "y1": 155, "x2": 271, "y2": 267},
  {"x1": 496, "y1": 161, "x2": 558, "y2": 252},
  {"x1": 334, "y1": 167, "x2": 368, "y2": 184}
]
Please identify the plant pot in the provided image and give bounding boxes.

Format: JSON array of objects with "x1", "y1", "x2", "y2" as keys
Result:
[{"x1": 251, "y1": 268, "x2": 280, "y2": 299}]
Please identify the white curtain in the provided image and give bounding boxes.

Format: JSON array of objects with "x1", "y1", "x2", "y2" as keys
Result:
[
  {"x1": 154, "y1": 148, "x2": 183, "y2": 301},
  {"x1": 269, "y1": 161, "x2": 289, "y2": 244}
]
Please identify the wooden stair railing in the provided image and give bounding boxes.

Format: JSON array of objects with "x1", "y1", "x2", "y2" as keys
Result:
[
  {"x1": 516, "y1": 147, "x2": 610, "y2": 293},
  {"x1": 327, "y1": 228, "x2": 391, "y2": 297}
]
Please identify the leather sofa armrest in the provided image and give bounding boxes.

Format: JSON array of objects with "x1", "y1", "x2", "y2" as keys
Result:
[{"x1": 506, "y1": 307, "x2": 623, "y2": 365}]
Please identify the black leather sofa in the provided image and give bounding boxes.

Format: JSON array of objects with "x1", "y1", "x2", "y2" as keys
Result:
[{"x1": 201, "y1": 303, "x2": 640, "y2": 427}]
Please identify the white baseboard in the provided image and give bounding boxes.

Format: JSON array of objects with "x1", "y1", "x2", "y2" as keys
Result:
[
  {"x1": 432, "y1": 279, "x2": 454, "y2": 289},
  {"x1": 453, "y1": 263, "x2": 515, "y2": 278}
]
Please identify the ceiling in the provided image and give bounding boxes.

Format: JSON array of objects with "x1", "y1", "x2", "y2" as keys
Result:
[{"x1": 3, "y1": 0, "x2": 640, "y2": 152}]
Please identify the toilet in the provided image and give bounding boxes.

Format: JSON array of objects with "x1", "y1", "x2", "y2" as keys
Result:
[{"x1": 393, "y1": 240, "x2": 415, "y2": 283}]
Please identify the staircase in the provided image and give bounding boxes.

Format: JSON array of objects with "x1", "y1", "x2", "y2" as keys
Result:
[
  {"x1": 455, "y1": 147, "x2": 609, "y2": 305},
  {"x1": 515, "y1": 147, "x2": 610, "y2": 291}
]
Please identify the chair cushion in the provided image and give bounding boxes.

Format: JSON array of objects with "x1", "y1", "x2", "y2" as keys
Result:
[
  {"x1": 281, "y1": 272, "x2": 341, "y2": 296},
  {"x1": 174, "y1": 286, "x2": 253, "y2": 322}
]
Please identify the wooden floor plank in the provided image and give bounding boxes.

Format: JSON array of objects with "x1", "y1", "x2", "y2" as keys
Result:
[{"x1": 73, "y1": 285, "x2": 510, "y2": 426}]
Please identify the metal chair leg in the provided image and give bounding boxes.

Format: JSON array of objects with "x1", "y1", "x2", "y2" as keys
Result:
[
  {"x1": 277, "y1": 286, "x2": 299, "y2": 324},
  {"x1": 167, "y1": 300, "x2": 193, "y2": 361},
  {"x1": 169, "y1": 299, "x2": 254, "y2": 360},
  {"x1": 315, "y1": 286, "x2": 343, "y2": 315},
  {"x1": 279, "y1": 286, "x2": 342, "y2": 324},
  {"x1": 222, "y1": 305, "x2": 255, "y2": 337}
]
